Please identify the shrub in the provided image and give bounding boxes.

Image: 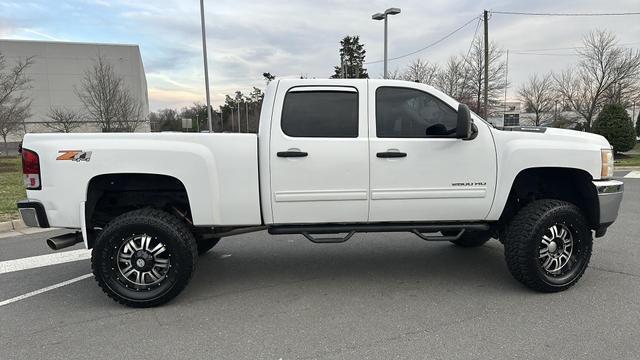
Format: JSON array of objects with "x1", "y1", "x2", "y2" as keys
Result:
[{"x1": 592, "y1": 104, "x2": 636, "y2": 154}]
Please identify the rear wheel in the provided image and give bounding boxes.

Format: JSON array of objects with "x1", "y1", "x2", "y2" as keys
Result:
[
  {"x1": 91, "y1": 209, "x2": 197, "y2": 308},
  {"x1": 504, "y1": 199, "x2": 592, "y2": 292},
  {"x1": 443, "y1": 230, "x2": 492, "y2": 248}
]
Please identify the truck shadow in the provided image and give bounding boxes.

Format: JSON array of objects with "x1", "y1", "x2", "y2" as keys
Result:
[{"x1": 183, "y1": 232, "x2": 525, "y2": 303}]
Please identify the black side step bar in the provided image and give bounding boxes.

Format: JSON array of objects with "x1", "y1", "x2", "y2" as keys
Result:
[
  {"x1": 268, "y1": 223, "x2": 490, "y2": 243},
  {"x1": 301, "y1": 231, "x2": 356, "y2": 244}
]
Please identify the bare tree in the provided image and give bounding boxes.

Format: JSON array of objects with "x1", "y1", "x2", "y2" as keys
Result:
[
  {"x1": 554, "y1": 30, "x2": 640, "y2": 131},
  {"x1": 434, "y1": 56, "x2": 471, "y2": 102},
  {"x1": 0, "y1": 52, "x2": 34, "y2": 155},
  {"x1": 76, "y1": 56, "x2": 146, "y2": 132},
  {"x1": 114, "y1": 89, "x2": 145, "y2": 132},
  {"x1": 464, "y1": 38, "x2": 507, "y2": 116},
  {"x1": 149, "y1": 108, "x2": 180, "y2": 132},
  {"x1": 42, "y1": 106, "x2": 83, "y2": 133},
  {"x1": 386, "y1": 67, "x2": 403, "y2": 80},
  {"x1": 604, "y1": 75, "x2": 640, "y2": 107},
  {"x1": 518, "y1": 73, "x2": 556, "y2": 126},
  {"x1": 402, "y1": 59, "x2": 439, "y2": 84}
]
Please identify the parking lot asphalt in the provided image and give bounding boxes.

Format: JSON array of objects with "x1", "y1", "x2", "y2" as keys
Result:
[{"x1": 1, "y1": 174, "x2": 639, "y2": 360}]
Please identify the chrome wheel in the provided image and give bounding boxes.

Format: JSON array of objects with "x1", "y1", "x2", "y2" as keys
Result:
[
  {"x1": 116, "y1": 234, "x2": 171, "y2": 288},
  {"x1": 538, "y1": 224, "x2": 573, "y2": 274}
]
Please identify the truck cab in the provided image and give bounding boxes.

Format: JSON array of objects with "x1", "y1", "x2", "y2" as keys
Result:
[{"x1": 261, "y1": 79, "x2": 497, "y2": 225}]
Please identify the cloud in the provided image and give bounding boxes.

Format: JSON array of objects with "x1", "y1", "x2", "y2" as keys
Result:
[
  {"x1": 22, "y1": 28, "x2": 66, "y2": 41},
  {"x1": 2, "y1": 0, "x2": 640, "y2": 110}
]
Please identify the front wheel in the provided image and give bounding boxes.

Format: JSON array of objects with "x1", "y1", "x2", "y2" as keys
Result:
[
  {"x1": 91, "y1": 209, "x2": 198, "y2": 307},
  {"x1": 504, "y1": 199, "x2": 592, "y2": 293}
]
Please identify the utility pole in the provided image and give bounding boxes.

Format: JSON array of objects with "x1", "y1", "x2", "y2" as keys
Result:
[
  {"x1": 199, "y1": 0, "x2": 213, "y2": 132},
  {"x1": 483, "y1": 9, "x2": 489, "y2": 119},
  {"x1": 231, "y1": 110, "x2": 234, "y2": 132},
  {"x1": 245, "y1": 102, "x2": 249, "y2": 132}
]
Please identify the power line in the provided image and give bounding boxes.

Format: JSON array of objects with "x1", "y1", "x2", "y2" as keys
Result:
[
  {"x1": 510, "y1": 52, "x2": 578, "y2": 56},
  {"x1": 491, "y1": 10, "x2": 640, "y2": 16},
  {"x1": 510, "y1": 41, "x2": 640, "y2": 53},
  {"x1": 458, "y1": 17, "x2": 482, "y2": 91},
  {"x1": 462, "y1": 17, "x2": 482, "y2": 63},
  {"x1": 365, "y1": 15, "x2": 481, "y2": 65},
  {"x1": 510, "y1": 46, "x2": 581, "y2": 52}
]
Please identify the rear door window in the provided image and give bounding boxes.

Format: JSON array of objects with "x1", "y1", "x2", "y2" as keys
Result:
[{"x1": 281, "y1": 90, "x2": 358, "y2": 138}]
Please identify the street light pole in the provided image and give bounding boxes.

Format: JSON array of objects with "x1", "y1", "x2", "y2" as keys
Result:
[
  {"x1": 372, "y1": 8, "x2": 401, "y2": 79},
  {"x1": 199, "y1": 0, "x2": 213, "y2": 132},
  {"x1": 383, "y1": 16, "x2": 388, "y2": 78}
]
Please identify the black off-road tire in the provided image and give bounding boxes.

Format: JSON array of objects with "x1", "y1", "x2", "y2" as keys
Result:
[
  {"x1": 444, "y1": 230, "x2": 492, "y2": 247},
  {"x1": 196, "y1": 236, "x2": 220, "y2": 255},
  {"x1": 91, "y1": 209, "x2": 198, "y2": 308},
  {"x1": 503, "y1": 199, "x2": 592, "y2": 293}
]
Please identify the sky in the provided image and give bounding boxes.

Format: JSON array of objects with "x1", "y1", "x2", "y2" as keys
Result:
[{"x1": 1, "y1": 0, "x2": 639, "y2": 111}]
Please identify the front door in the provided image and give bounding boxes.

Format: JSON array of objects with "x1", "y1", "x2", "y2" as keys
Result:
[
  {"x1": 269, "y1": 81, "x2": 369, "y2": 224},
  {"x1": 367, "y1": 81, "x2": 497, "y2": 222}
]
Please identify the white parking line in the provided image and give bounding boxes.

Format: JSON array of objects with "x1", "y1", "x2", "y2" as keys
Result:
[
  {"x1": 0, "y1": 249, "x2": 91, "y2": 275},
  {"x1": 624, "y1": 171, "x2": 640, "y2": 178},
  {"x1": 0, "y1": 274, "x2": 92, "y2": 307}
]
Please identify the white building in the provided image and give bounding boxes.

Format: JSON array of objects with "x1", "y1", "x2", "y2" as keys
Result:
[{"x1": 0, "y1": 39, "x2": 148, "y2": 141}]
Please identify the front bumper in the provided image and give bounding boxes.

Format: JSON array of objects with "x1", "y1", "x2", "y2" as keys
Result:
[
  {"x1": 16, "y1": 200, "x2": 49, "y2": 228},
  {"x1": 592, "y1": 180, "x2": 623, "y2": 236}
]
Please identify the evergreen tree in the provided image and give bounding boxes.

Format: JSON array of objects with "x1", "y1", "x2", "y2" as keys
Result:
[
  {"x1": 636, "y1": 111, "x2": 640, "y2": 138},
  {"x1": 262, "y1": 72, "x2": 276, "y2": 84},
  {"x1": 331, "y1": 36, "x2": 369, "y2": 79},
  {"x1": 592, "y1": 104, "x2": 636, "y2": 154}
]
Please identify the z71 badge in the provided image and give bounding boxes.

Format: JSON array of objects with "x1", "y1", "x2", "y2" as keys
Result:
[{"x1": 56, "y1": 150, "x2": 92, "y2": 162}]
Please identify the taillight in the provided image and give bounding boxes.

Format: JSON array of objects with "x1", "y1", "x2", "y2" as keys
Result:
[{"x1": 22, "y1": 149, "x2": 41, "y2": 190}]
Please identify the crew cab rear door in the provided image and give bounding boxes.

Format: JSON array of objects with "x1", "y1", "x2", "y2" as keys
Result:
[
  {"x1": 269, "y1": 80, "x2": 369, "y2": 224},
  {"x1": 367, "y1": 80, "x2": 497, "y2": 222}
]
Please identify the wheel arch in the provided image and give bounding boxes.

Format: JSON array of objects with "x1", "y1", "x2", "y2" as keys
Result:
[
  {"x1": 85, "y1": 173, "x2": 193, "y2": 248},
  {"x1": 497, "y1": 167, "x2": 599, "y2": 230}
]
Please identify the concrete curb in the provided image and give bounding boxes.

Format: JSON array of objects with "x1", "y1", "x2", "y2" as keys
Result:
[
  {"x1": 0, "y1": 222, "x2": 59, "y2": 239},
  {"x1": 0, "y1": 221, "x2": 13, "y2": 233},
  {"x1": 0, "y1": 219, "x2": 26, "y2": 234}
]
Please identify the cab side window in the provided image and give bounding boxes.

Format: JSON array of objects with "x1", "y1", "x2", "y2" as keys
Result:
[
  {"x1": 376, "y1": 87, "x2": 457, "y2": 138},
  {"x1": 282, "y1": 90, "x2": 358, "y2": 138}
]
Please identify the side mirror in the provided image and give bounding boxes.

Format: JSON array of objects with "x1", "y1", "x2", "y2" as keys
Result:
[{"x1": 456, "y1": 104, "x2": 476, "y2": 140}]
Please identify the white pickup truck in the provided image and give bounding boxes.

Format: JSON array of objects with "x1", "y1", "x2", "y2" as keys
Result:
[{"x1": 18, "y1": 79, "x2": 623, "y2": 307}]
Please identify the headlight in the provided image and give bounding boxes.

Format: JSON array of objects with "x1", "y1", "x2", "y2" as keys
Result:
[{"x1": 601, "y1": 149, "x2": 614, "y2": 179}]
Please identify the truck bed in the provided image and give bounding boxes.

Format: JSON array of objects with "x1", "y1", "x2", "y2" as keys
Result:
[{"x1": 22, "y1": 132, "x2": 262, "y2": 227}]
